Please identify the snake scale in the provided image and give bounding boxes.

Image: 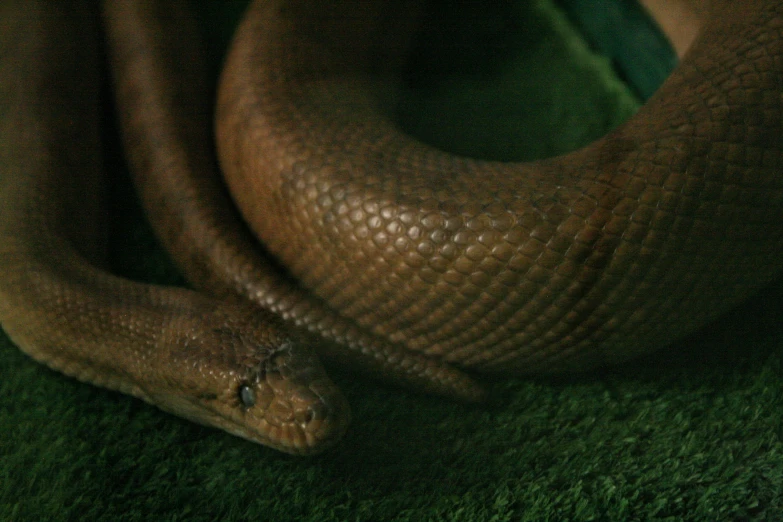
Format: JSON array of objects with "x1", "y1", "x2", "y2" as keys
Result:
[{"x1": 1, "y1": 0, "x2": 782, "y2": 454}]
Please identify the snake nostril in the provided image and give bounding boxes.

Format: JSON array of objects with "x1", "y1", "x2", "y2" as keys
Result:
[{"x1": 299, "y1": 401, "x2": 326, "y2": 426}]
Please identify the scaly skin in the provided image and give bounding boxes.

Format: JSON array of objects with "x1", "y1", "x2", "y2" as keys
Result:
[
  {"x1": 1, "y1": 0, "x2": 782, "y2": 455},
  {"x1": 0, "y1": 0, "x2": 348, "y2": 456},
  {"x1": 216, "y1": 0, "x2": 783, "y2": 374}
]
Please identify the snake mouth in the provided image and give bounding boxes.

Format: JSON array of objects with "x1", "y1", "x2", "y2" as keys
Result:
[
  {"x1": 253, "y1": 378, "x2": 351, "y2": 455},
  {"x1": 166, "y1": 376, "x2": 350, "y2": 455},
  {"x1": 152, "y1": 334, "x2": 351, "y2": 454},
  {"x1": 225, "y1": 348, "x2": 352, "y2": 455},
  {"x1": 227, "y1": 392, "x2": 350, "y2": 455}
]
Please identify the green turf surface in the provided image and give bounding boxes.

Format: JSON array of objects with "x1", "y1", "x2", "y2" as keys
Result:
[{"x1": 3, "y1": 1, "x2": 782, "y2": 520}]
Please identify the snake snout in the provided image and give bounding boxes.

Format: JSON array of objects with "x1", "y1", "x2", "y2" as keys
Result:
[
  {"x1": 262, "y1": 346, "x2": 350, "y2": 453},
  {"x1": 265, "y1": 377, "x2": 350, "y2": 453},
  {"x1": 305, "y1": 392, "x2": 350, "y2": 446}
]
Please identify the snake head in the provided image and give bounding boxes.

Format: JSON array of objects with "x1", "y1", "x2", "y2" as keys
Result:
[{"x1": 149, "y1": 302, "x2": 350, "y2": 455}]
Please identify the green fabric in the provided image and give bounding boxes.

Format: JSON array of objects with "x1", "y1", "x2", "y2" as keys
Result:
[
  {"x1": 3, "y1": 1, "x2": 782, "y2": 520},
  {"x1": 557, "y1": 0, "x2": 677, "y2": 99}
]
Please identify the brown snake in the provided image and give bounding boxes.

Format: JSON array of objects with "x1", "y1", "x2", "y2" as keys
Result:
[{"x1": 1, "y1": 0, "x2": 782, "y2": 455}]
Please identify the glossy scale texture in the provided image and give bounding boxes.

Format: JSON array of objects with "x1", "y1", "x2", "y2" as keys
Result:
[{"x1": 216, "y1": 0, "x2": 783, "y2": 376}]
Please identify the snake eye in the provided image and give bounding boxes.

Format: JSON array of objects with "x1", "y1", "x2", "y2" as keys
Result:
[{"x1": 239, "y1": 384, "x2": 256, "y2": 408}]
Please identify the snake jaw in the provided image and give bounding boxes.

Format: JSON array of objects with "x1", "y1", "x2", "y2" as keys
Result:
[
  {"x1": 236, "y1": 378, "x2": 350, "y2": 454},
  {"x1": 146, "y1": 305, "x2": 350, "y2": 454},
  {"x1": 144, "y1": 351, "x2": 349, "y2": 455},
  {"x1": 214, "y1": 376, "x2": 350, "y2": 455},
  {"x1": 246, "y1": 342, "x2": 352, "y2": 453}
]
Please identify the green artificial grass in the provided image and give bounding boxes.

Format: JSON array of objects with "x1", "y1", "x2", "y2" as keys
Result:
[{"x1": 3, "y1": 1, "x2": 783, "y2": 520}]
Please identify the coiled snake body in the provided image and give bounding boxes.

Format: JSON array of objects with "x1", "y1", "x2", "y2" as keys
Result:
[{"x1": 1, "y1": 0, "x2": 782, "y2": 454}]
